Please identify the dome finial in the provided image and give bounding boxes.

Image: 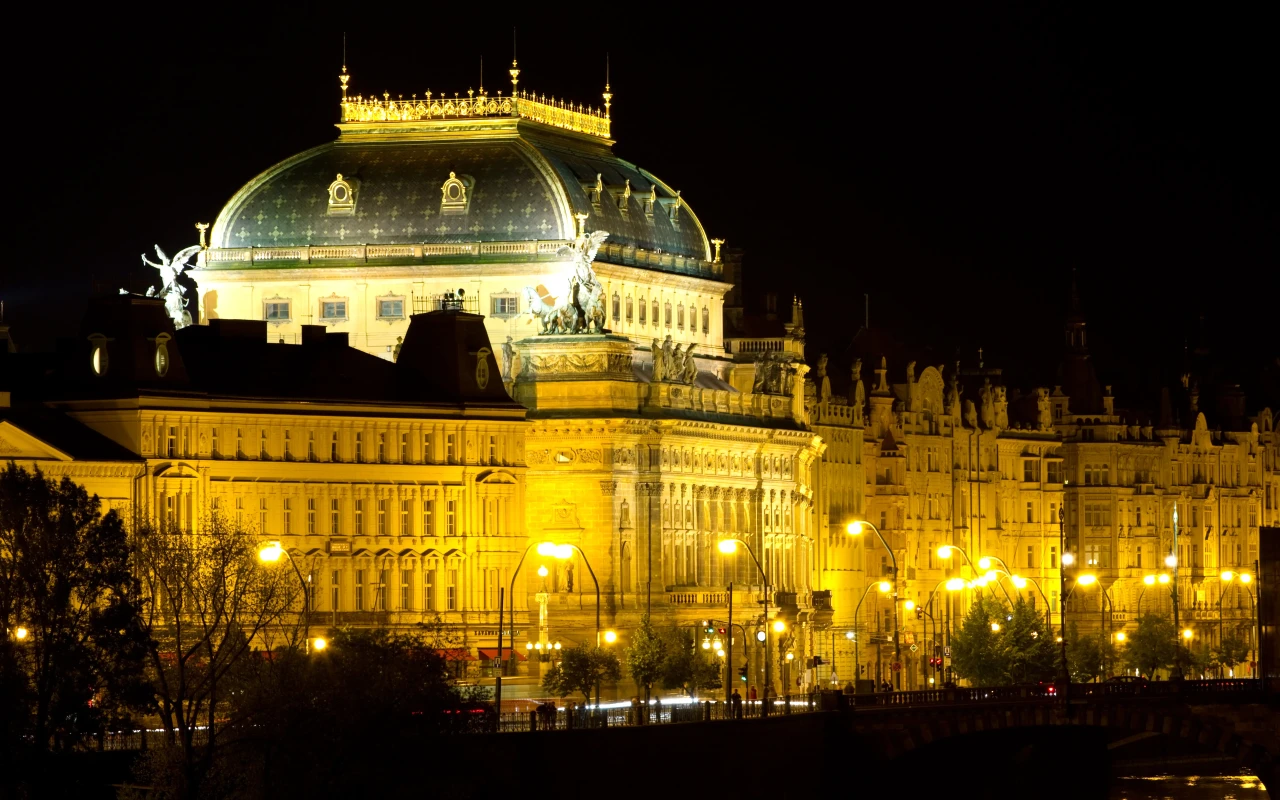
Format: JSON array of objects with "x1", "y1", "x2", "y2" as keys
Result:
[{"x1": 602, "y1": 53, "x2": 612, "y2": 119}]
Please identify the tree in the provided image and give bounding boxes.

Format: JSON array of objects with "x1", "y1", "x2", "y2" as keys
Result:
[
  {"x1": 542, "y1": 644, "x2": 621, "y2": 703},
  {"x1": 659, "y1": 628, "x2": 720, "y2": 694},
  {"x1": 950, "y1": 595, "x2": 1006, "y2": 686},
  {"x1": 1066, "y1": 622, "x2": 1104, "y2": 682},
  {"x1": 0, "y1": 462, "x2": 149, "y2": 752},
  {"x1": 1123, "y1": 614, "x2": 1177, "y2": 679},
  {"x1": 132, "y1": 511, "x2": 299, "y2": 798},
  {"x1": 999, "y1": 598, "x2": 1057, "y2": 684},
  {"x1": 625, "y1": 614, "x2": 667, "y2": 703},
  {"x1": 1214, "y1": 633, "x2": 1250, "y2": 677}
]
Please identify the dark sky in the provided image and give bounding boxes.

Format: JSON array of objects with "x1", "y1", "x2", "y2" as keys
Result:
[{"x1": 7, "y1": 9, "x2": 1276, "y2": 404}]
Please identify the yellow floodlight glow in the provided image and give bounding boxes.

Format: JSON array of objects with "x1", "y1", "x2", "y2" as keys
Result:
[
  {"x1": 978, "y1": 557, "x2": 992, "y2": 570},
  {"x1": 937, "y1": 545, "x2": 954, "y2": 559},
  {"x1": 257, "y1": 540, "x2": 284, "y2": 563},
  {"x1": 991, "y1": 622, "x2": 1001, "y2": 632},
  {"x1": 553, "y1": 642, "x2": 561, "y2": 650},
  {"x1": 1165, "y1": 554, "x2": 1177, "y2": 568},
  {"x1": 702, "y1": 638, "x2": 711, "y2": 650},
  {"x1": 555, "y1": 544, "x2": 574, "y2": 560},
  {"x1": 877, "y1": 581, "x2": 891, "y2": 594},
  {"x1": 526, "y1": 642, "x2": 533, "y2": 650},
  {"x1": 1158, "y1": 574, "x2": 1170, "y2": 585},
  {"x1": 1011, "y1": 576, "x2": 1028, "y2": 589},
  {"x1": 1143, "y1": 574, "x2": 1156, "y2": 586},
  {"x1": 537, "y1": 565, "x2": 549, "y2": 578},
  {"x1": 984, "y1": 570, "x2": 1000, "y2": 581},
  {"x1": 1182, "y1": 629, "x2": 1193, "y2": 640},
  {"x1": 716, "y1": 649, "x2": 726, "y2": 658},
  {"x1": 1062, "y1": 553, "x2": 1075, "y2": 566},
  {"x1": 945, "y1": 578, "x2": 966, "y2": 591},
  {"x1": 1077, "y1": 574, "x2": 1098, "y2": 586},
  {"x1": 904, "y1": 600, "x2": 916, "y2": 612},
  {"x1": 603, "y1": 630, "x2": 618, "y2": 644},
  {"x1": 536, "y1": 542, "x2": 557, "y2": 557},
  {"x1": 846, "y1": 521, "x2": 866, "y2": 535},
  {"x1": 845, "y1": 631, "x2": 855, "y2": 640},
  {"x1": 1220, "y1": 571, "x2": 1235, "y2": 583},
  {"x1": 1239, "y1": 573, "x2": 1252, "y2": 584},
  {"x1": 785, "y1": 652, "x2": 795, "y2": 662},
  {"x1": 772, "y1": 620, "x2": 787, "y2": 633},
  {"x1": 1115, "y1": 632, "x2": 1127, "y2": 643},
  {"x1": 14, "y1": 626, "x2": 29, "y2": 641},
  {"x1": 718, "y1": 539, "x2": 738, "y2": 554},
  {"x1": 312, "y1": 637, "x2": 328, "y2": 652}
]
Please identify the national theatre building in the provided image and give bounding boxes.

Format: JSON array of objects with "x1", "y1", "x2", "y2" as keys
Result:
[{"x1": 2, "y1": 65, "x2": 1276, "y2": 695}]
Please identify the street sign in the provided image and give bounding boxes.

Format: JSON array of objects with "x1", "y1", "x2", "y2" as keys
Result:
[
  {"x1": 944, "y1": 647, "x2": 951, "y2": 658},
  {"x1": 909, "y1": 644, "x2": 918, "y2": 653}
]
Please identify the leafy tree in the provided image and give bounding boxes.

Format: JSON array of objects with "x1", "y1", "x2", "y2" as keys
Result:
[
  {"x1": 1000, "y1": 598, "x2": 1057, "y2": 684},
  {"x1": 0, "y1": 462, "x2": 149, "y2": 752},
  {"x1": 950, "y1": 595, "x2": 1005, "y2": 686},
  {"x1": 660, "y1": 627, "x2": 720, "y2": 693},
  {"x1": 1123, "y1": 614, "x2": 1177, "y2": 679},
  {"x1": 1214, "y1": 633, "x2": 1250, "y2": 676},
  {"x1": 1066, "y1": 622, "x2": 1105, "y2": 682},
  {"x1": 542, "y1": 644, "x2": 621, "y2": 702},
  {"x1": 624, "y1": 614, "x2": 667, "y2": 702},
  {"x1": 132, "y1": 511, "x2": 299, "y2": 798}
]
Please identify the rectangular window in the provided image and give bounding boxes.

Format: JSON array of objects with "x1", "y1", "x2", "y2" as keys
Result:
[
  {"x1": 446, "y1": 569, "x2": 458, "y2": 611},
  {"x1": 321, "y1": 300, "x2": 347, "y2": 321},
  {"x1": 331, "y1": 570, "x2": 341, "y2": 611},
  {"x1": 651, "y1": 300, "x2": 659, "y2": 326},
  {"x1": 236, "y1": 428, "x2": 244, "y2": 458},
  {"x1": 702, "y1": 306, "x2": 710, "y2": 334},
  {"x1": 377, "y1": 434, "x2": 386, "y2": 463},
  {"x1": 626, "y1": 297, "x2": 633, "y2": 323},
  {"x1": 307, "y1": 498, "x2": 316, "y2": 534},
  {"x1": 259, "y1": 498, "x2": 268, "y2": 531},
  {"x1": 1027, "y1": 545, "x2": 1035, "y2": 569},
  {"x1": 330, "y1": 432, "x2": 339, "y2": 461},
  {"x1": 330, "y1": 499, "x2": 340, "y2": 534},
  {"x1": 927, "y1": 542, "x2": 935, "y2": 570},
  {"x1": 355, "y1": 433, "x2": 363, "y2": 463},
  {"x1": 355, "y1": 500, "x2": 365, "y2": 535},
  {"x1": 423, "y1": 499, "x2": 434, "y2": 536},
  {"x1": 489, "y1": 435, "x2": 497, "y2": 465},
  {"x1": 283, "y1": 498, "x2": 292, "y2": 534},
  {"x1": 376, "y1": 569, "x2": 388, "y2": 611},
  {"x1": 446, "y1": 500, "x2": 457, "y2": 535},
  {"x1": 355, "y1": 569, "x2": 364, "y2": 611},
  {"x1": 422, "y1": 433, "x2": 432, "y2": 464},
  {"x1": 1085, "y1": 543, "x2": 1101, "y2": 567},
  {"x1": 425, "y1": 568, "x2": 436, "y2": 611},
  {"x1": 377, "y1": 499, "x2": 387, "y2": 535},
  {"x1": 664, "y1": 302, "x2": 672, "y2": 327},
  {"x1": 400, "y1": 569, "x2": 412, "y2": 610},
  {"x1": 490, "y1": 295, "x2": 519, "y2": 317},
  {"x1": 1135, "y1": 546, "x2": 1143, "y2": 569},
  {"x1": 212, "y1": 428, "x2": 219, "y2": 457},
  {"x1": 400, "y1": 433, "x2": 408, "y2": 463},
  {"x1": 235, "y1": 496, "x2": 243, "y2": 527},
  {"x1": 1135, "y1": 506, "x2": 1142, "y2": 526},
  {"x1": 265, "y1": 301, "x2": 291, "y2": 321},
  {"x1": 400, "y1": 500, "x2": 410, "y2": 535},
  {"x1": 167, "y1": 427, "x2": 177, "y2": 458},
  {"x1": 1050, "y1": 503, "x2": 1058, "y2": 525},
  {"x1": 639, "y1": 299, "x2": 647, "y2": 325},
  {"x1": 260, "y1": 430, "x2": 268, "y2": 459},
  {"x1": 1026, "y1": 502, "x2": 1034, "y2": 523},
  {"x1": 1047, "y1": 462, "x2": 1063, "y2": 484},
  {"x1": 284, "y1": 430, "x2": 292, "y2": 460},
  {"x1": 377, "y1": 298, "x2": 404, "y2": 319},
  {"x1": 1051, "y1": 590, "x2": 1059, "y2": 613},
  {"x1": 307, "y1": 431, "x2": 315, "y2": 461},
  {"x1": 446, "y1": 434, "x2": 456, "y2": 463},
  {"x1": 1024, "y1": 461, "x2": 1037, "y2": 482}
]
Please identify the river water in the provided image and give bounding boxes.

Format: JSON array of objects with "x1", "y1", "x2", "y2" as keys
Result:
[{"x1": 1110, "y1": 772, "x2": 1268, "y2": 799}]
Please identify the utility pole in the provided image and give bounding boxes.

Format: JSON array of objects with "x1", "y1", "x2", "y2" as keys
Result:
[{"x1": 1171, "y1": 501, "x2": 1183, "y2": 680}]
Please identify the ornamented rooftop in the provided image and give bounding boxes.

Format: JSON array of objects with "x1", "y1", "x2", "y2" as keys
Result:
[{"x1": 337, "y1": 61, "x2": 612, "y2": 139}]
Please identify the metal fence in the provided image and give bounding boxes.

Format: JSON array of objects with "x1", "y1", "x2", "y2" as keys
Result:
[{"x1": 494, "y1": 694, "x2": 824, "y2": 733}]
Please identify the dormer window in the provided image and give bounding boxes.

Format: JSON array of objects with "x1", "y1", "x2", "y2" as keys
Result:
[
  {"x1": 153, "y1": 333, "x2": 172, "y2": 377},
  {"x1": 440, "y1": 172, "x2": 472, "y2": 215},
  {"x1": 88, "y1": 333, "x2": 109, "y2": 377},
  {"x1": 327, "y1": 173, "x2": 356, "y2": 216}
]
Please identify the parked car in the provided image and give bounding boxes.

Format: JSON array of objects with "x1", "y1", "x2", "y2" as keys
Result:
[{"x1": 1105, "y1": 675, "x2": 1149, "y2": 688}]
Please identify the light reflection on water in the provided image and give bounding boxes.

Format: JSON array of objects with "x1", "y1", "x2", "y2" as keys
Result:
[{"x1": 1110, "y1": 774, "x2": 1266, "y2": 799}]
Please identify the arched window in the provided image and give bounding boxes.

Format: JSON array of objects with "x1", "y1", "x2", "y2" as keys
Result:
[
  {"x1": 664, "y1": 302, "x2": 672, "y2": 327},
  {"x1": 702, "y1": 306, "x2": 710, "y2": 334},
  {"x1": 639, "y1": 298, "x2": 647, "y2": 325},
  {"x1": 612, "y1": 292, "x2": 621, "y2": 322},
  {"x1": 652, "y1": 300, "x2": 660, "y2": 326},
  {"x1": 677, "y1": 303, "x2": 685, "y2": 330},
  {"x1": 626, "y1": 296, "x2": 633, "y2": 323}
]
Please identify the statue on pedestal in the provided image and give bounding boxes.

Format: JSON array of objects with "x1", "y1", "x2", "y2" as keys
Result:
[{"x1": 134, "y1": 244, "x2": 201, "y2": 329}]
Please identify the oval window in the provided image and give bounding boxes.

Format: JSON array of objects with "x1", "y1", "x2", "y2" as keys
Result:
[
  {"x1": 448, "y1": 184, "x2": 461, "y2": 200},
  {"x1": 155, "y1": 343, "x2": 170, "y2": 377},
  {"x1": 91, "y1": 345, "x2": 107, "y2": 376},
  {"x1": 333, "y1": 185, "x2": 348, "y2": 201}
]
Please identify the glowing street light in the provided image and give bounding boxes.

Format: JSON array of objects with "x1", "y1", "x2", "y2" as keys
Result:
[
  {"x1": 1143, "y1": 574, "x2": 1156, "y2": 586},
  {"x1": 991, "y1": 622, "x2": 1001, "y2": 633},
  {"x1": 1165, "y1": 554, "x2": 1177, "y2": 568},
  {"x1": 848, "y1": 519, "x2": 901, "y2": 688},
  {"x1": 1182, "y1": 628, "x2": 1194, "y2": 641},
  {"x1": 945, "y1": 577, "x2": 966, "y2": 592},
  {"x1": 13, "y1": 626, "x2": 29, "y2": 641},
  {"x1": 603, "y1": 630, "x2": 618, "y2": 645},
  {"x1": 257, "y1": 541, "x2": 284, "y2": 563},
  {"x1": 1061, "y1": 552, "x2": 1075, "y2": 567},
  {"x1": 312, "y1": 636, "x2": 328, "y2": 652},
  {"x1": 1076, "y1": 573, "x2": 1098, "y2": 586},
  {"x1": 904, "y1": 600, "x2": 916, "y2": 612},
  {"x1": 717, "y1": 539, "x2": 739, "y2": 554},
  {"x1": 1114, "y1": 632, "x2": 1126, "y2": 643},
  {"x1": 256, "y1": 540, "x2": 313, "y2": 653},
  {"x1": 772, "y1": 620, "x2": 787, "y2": 634}
]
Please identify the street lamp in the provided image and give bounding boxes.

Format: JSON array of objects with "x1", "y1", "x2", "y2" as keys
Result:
[
  {"x1": 603, "y1": 630, "x2": 618, "y2": 645},
  {"x1": 851, "y1": 580, "x2": 891, "y2": 690},
  {"x1": 848, "y1": 519, "x2": 901, "y2": 688},
  {"x1": 717, "y1": 537, "x2": 774, "y2": 712},
  {"x1": 12, "y1": 626, "x2": 29, "y2": 641},
  {"x1": 257, "y1": 540, "x2": 312, "y2": 653}
]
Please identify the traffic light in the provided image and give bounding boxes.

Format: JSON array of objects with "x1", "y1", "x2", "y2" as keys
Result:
[
  {"x1": 718, "y1": 627, "x2": 726, "y2": 635},
  {"x1": 702, "y1": 620, "x2": 715, "y2": 634},
  {"x1": 738, "y1": 665, "x2": 748, "y2": 682},
  {"x1": 915, "y1": 607, "x2": 925, "y2": 621}
]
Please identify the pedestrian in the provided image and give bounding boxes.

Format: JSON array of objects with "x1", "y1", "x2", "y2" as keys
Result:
[
  {"x1": 748, "y1": 685, "x2": 757, "y2": 701},
  {"x1": 843, "y1": 680, "x2": 855, "y2": 695},
  {"x1": 731, "y1": 688, "x2": 743, "y2": 719}
]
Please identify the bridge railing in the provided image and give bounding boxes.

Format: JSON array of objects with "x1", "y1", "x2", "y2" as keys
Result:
[{"x1": 844, "y1": 678, "x2": 1265, "y2": 710}]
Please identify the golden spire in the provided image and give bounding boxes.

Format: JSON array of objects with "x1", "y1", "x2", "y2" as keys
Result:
[
  {"x1": 340, "y1": 65, "x2": 350, "y2": 101},
  {"x1": 602, "y1": 54, "x2": 612, "y2": 119}
]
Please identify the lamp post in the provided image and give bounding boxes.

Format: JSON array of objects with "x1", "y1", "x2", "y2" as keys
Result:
[
  {"x1": 921, "y1": 577, "x2": 965, "y2": 686},
  {"x1": 1010, "y1": 574, "x2": 1053, "y2": 631},
  {"x1": 1137, "y1": 573, "x2": 1170, "y2": 618},
  {"x1": 258, "y1": 540, "x2": 313, "y2": 653},
  {"x1": 847, "y1": 520, "x2": 900, "y2": 688},
  {"x1": 717, "y1": 538, "x2": 771, "y2": 713},
  {"x1": 1217, "y1": 570, "x2": 1235, "y2": 674},
  {"x1": 851, "y1": 580, "x2": 891, "y2": 689},
  {"x1": 496, "y1": 540, "x2": 602, "y2": 718},
  {"x1": 1170, "y1": 503, "x2": 1184, "y2": 680},
  {"x1": 1057, "y1": 503, "x2": 1071, "y2": 694}
]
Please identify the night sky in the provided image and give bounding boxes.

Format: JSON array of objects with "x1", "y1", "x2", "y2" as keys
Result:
[{"x1": 8, "y1": 9, "x2": 1276, "y2": 406}]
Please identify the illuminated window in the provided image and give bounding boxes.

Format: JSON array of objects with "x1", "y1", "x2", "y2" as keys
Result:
[
  {"x1": 639, "y1": 298, "x2": 647, "y2": 325},
  {"x1": 612, "y1": 293, "x2": 621, "y2": 322},
  {"x1": 446, "y1": 434, "x2": 456, "y2": 463},
  {"x1": 376, "y1": 569, "x2": 389, "y2": 611},
  {"x1": 1134, "y1": 546, "x2": 1143, "y2": 569},
  {"x1": 307, "y1": 498, "x2": 316, "y2": 534},
  {"x1": 331, "y1": 570, "x2": 341, "y2": 611},
  {"x1": 211, "y1": 428, "x2": 219, "y2": 458},
  {"x1": 423, "y1": 499, "x2": 434, "y2": 535},
  {"x1": 446, "y1": 569, "x2": 458, "y2": 611},
  {"x1": 377, "y1": 499, "x2": 387, "y2": 535},
  {"x1": 355, "y1": 570, "x2": 364, "y2": 611},
  {"x1": 259, "y1": 498, "x2": 268, "y2": 532},
  {"x1": 377, "y1": 433, "x2": 386, "y2": 463},
  {"x1": 283, "y1": 498, "x2": 292, "y2": 534},
  {"x1": 330, "y1": 432, "x2": 339, "y2": 461},
  {"x1": 677, "y1": 303, "x2": 685, "y2": 330},
  {"x1": 446, "y1": 500, "x2": 457, "y2": 535},
  {"x1": 400, "y1": 500, "x2": 410, "y2": 535},
  {"x1": 626, "y1": 296, "x2": 633, "y2": 323},
  {"x1": 401, "y1": 569, "x2": 412, "y2": 610},
  {"x1": 422, "y1": 433, "x2": 432, "y2": 464},
  {"x1": 355, "y1": 433, "x2": 363, "y2": 463},
  {"x1": 283, "y1": 430, "x2": 292, "y2": 460},
  {"x1": 652, "y1": 300, "x2": 659, "y2": 326},
  {"x1": 490, "y1": 293, "x2": 519, "y2": 318},
  {"x1": 330, "y1": 499, "x2": 340, "y2": 534},
  {"x1": 1024, "y1": 461, "x2": 1038, "y2": 482},
  {"x1": 424, "y1": 567, "x2": 436, "y2": 611},
  {"x1": 400, "y1": 433, "x2": 408, "y2": 463},
  {"x1": 664, "y1": 302, "x2": 672, "y2": 327},
  {"x1": 167, "y1": 427, "x2": 177, "y2": 458},
  {"x1": 1027, "y1": 545, "x2": 1034, "y2": 568},
  {"x1": 1026, "y1": 502, "x2": 1034, "y2": 523},
  {"x1": 260, "y1": 430, "x2": 268, "y2": 459},
  {"x1": 355, "y1": 500, "x2": 365, "y2": 535},
  {"x1": 489, "y1": 435, "x2": 498, "y2": 465}
]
